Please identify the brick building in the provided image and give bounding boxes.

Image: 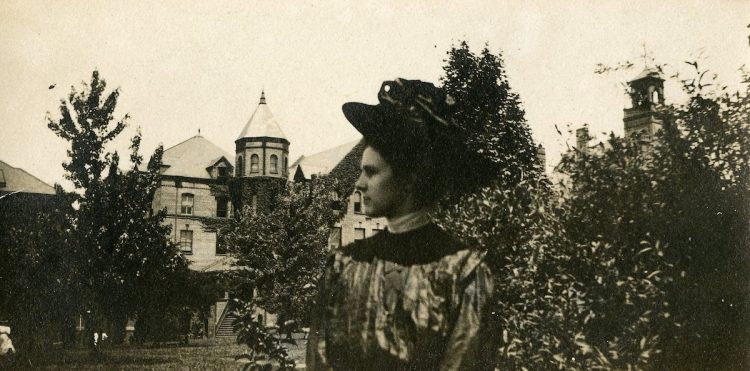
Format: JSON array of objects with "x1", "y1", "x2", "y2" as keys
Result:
[{"x1": 153, "y1": 91, "x2": 323, "y2": 336}]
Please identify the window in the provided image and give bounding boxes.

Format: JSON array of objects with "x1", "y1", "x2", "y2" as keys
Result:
[
  {"x1": 353, "y1": 192, "x2": 363, "y2": 213},
  {"x1": 250, "y1": 154, "x2": 260, "y2": 173},
  {"x1": 354, "y1": 227, "x2": 366, "y2": 241},
  {"x1": 270, "y1": 154, "x2": 278, "y2": 174},
  {"x1": 251, "y1": 194, "x2": 258, "y2": 216},
  {"x1": 283, "y1": 156, "x2": 288, "y2": 175},
  {"x1": 329, "y1": 227, "x2": 342, "y2": 249},
  {"x1": 373, "y1": 223, "x2": 383, "y2": 235},
  {"x1": 216, "y1": 231, "x2": 228, "y2": 255},
  {"x1": 216, "y1": 197, "x2": 229, "y2": 218},
  {"x1": 179, "y1": 230, "x2": 193, "y2": 254},
  {"x1": 651, "y1": 90, "x2": 660, "y2": 104},
  {"x1": 0, "y1": 169, "x2": 5, "y2": 188},
  {"x1": 236, "y1": 155, "x2": 244, "y2": 177},
  {"x1": 180, "y1": 193, "x2": 194, "y2": 215},
  {"x1": 217, "y1": 166, "x2": 228, "y2": 181}
]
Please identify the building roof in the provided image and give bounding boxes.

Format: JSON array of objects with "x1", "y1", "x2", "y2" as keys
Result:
[
  {"x1": 161, "y1": 135, "x2": 234, "y2": 179},
  {"x1": 288, "y1": 139, "x2": 361, "y2": 180},
  {"x1": 237, "y1": 91, "x2": 287, "y2": 140},
  {"x1": 0, "y1": 160, "x2": 56, "y2": 195},
  {"x1": 631, "y1": 66, "x2": 664, "y2": 81}
]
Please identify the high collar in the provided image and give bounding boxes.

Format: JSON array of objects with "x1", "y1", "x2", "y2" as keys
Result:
[{"x1": 386, "y1": 209, "x2": 431, "y2": 234}]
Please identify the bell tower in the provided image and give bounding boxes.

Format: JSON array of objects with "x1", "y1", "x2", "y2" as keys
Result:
[
  {"x1": 234, "y1": 91, "x2": 290, "y2": 213},
  {"x1": 623, "y1": 67, "x2": 665, "y2": 141}
]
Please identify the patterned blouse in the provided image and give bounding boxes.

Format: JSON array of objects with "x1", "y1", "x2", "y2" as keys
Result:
[{"x1": 306, "y1": 223, "x2": 496, "y2": 371}]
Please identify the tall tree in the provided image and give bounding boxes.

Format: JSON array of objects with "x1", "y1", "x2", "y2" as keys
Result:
[
  {"x1": 47, "y1": 71, "x2": 189, "y2": 343},
  {"x1": 440, "y1": 41, "x2": 540, "y2": 188}
]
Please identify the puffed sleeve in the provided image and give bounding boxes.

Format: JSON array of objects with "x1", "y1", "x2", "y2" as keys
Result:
[
  {"x1": 305, "y1": 256, "x2": 335, "y2": 371},
  {"x1": 439, "y1": 261, "x2": 498, "y2": 371}
]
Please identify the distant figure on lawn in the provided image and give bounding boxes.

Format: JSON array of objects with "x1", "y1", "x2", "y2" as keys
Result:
[
  {"x1": 306, "y1": 79, "x2": 498, "y2": 370},
  {"x1": 0, "y1": 326, "x2": 15, "y2": 356}
]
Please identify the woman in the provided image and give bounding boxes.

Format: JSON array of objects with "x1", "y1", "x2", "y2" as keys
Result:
[{"x1": 306, "y1": 79, "x2": 497, "y2": 370}]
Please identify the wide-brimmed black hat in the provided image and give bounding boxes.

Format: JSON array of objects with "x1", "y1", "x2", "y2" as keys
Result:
[
  {"x1": 343, "y1": 78, "x2": 455, "y2": 142},
  {"x1": 342, "y1": 78, "x2": 458, "y2": 173},
  {"x1": 344, "y1": 79, "x2": 494, "y2": 202}
]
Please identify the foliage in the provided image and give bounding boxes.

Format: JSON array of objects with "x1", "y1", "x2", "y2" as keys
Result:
[
  {"x1": 233, "y1": 299, "x2": 295, "y2": 370},
  {"x1": 133, "y1": 271, "x2": 219, "y2": 344},
  {"x1": 209, "y1": 175, "x2": 343, "y2": 366},
  {"x1": 46, "y1": 71, "x2": 191, "y2": 344},
  {"x1": 433, "y1": 41, "x2": 688, "y2": 370},
  {"x1": 555, "y1": 136, "x2": 677, "y2": 369},
  {"x1": 0, "y1": 188, "x2": 80, "y2": 351},
  {"x1": 556, "y1": 63, "x2": 750, "y2": 370},
  {"x1": 440, "y1": 41, "x2": 540, "y2": 189}
]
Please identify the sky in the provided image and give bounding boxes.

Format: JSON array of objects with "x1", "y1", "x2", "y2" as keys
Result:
[{"x1": 1, "y1": 0, "x2": 748, "y2": 189}]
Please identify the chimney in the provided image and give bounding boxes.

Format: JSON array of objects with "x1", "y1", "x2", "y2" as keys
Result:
[
  {"x1": 576, "y1": 126, "x2": 590, "y2": 155},
  {"x1": 536, "y1": 144, "x2": 546, "y2": 170}
]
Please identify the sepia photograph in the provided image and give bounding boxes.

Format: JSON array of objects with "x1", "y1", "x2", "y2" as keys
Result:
[{"x1": 1, "y1": 1, "x2": 748, "y2": 369}]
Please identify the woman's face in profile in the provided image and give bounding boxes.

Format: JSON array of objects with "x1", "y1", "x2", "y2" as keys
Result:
[{"x1": 355, "y1": 146, "x2": 413, "y2": 218}]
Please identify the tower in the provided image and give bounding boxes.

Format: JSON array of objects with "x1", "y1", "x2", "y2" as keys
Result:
[
  {"x1": 623, "y1": 67, "x2": 665, "y2": 141},
  {"x1": 234, "y1": 91, "x2": 290, "y2": 213},
  {"x1": 576, "y1": 125, "x2": 590, "y2": 155}
]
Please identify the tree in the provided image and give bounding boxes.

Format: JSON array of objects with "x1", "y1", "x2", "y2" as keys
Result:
[
  {"x1": 208, "y1": 175, "x2": 343, "y2": 368},
  {"x1": 434, "y1": 42, "x2": 680, "y2": 370},
  {"x1": 440, "y1": 41, "x2": 540, "y2": 189},
  {"x1": 47, "y1": 71, "x2": 190, "y2": 344},
  {"x1": 0, "y1": 186, "x2": 80, "y2": 352},
  {"x1": 556, "y1": 61, "x2": 750, "y2": 369},
  {"x1": 435, "y1": 42, "x2": 591, "y2": 369}
]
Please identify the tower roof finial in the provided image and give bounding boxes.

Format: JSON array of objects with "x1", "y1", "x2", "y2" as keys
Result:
[{"x1": 259, "y1": 90, "x2": 266, "y2": 105}]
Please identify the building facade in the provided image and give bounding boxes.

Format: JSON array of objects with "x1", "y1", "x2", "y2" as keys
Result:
[
  {"x1": 287, "y1": 140, "x2": 387, "y2": 249},
  {"x1": 153, "y1": 92, "x2": 298, "y2": 336},
  {"x1": 154, "y1": 135, "x2": 235, "y2": 272}
]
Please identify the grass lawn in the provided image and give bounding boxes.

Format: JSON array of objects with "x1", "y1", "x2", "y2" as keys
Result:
[{"x1": 5, "y1": 336, "x2": 308, "y2": 370}]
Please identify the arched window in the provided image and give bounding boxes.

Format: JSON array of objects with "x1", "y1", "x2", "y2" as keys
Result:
[
  {"x1": 270, "y1": 154, "x2": 279, "y2": 174},
  {"x1": 353, "y1": 191, "x2": 362, "y2": 213},
  {"x1": 250, "y1": 154, "x2": 260, "y2": 173},
  {"x1": 236, "y1": 155, "x2": 244, "y2": 177},
  {"x1": 181, "y1": 193, "x2": 194, "y2": 215},
  {"x1": 651, "y1": 90, "x2": 660, "y2": 105}
]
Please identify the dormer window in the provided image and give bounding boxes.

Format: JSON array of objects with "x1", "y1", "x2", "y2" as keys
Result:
[
  {"x1": 181, "y1": 193, "x2": 194, "y2": 215},
  {"x1": 217, "y1": 166, "x2": 228, "y2": 183}
]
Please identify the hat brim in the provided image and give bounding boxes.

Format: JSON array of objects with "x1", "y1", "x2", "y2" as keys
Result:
[{"x1": 342, "y1": 102, "x2": 389, "y2": 140}]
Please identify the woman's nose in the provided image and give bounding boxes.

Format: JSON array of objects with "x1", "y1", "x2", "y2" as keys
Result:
[{"x1": 354, "y1": 172, "x2": 366, "y2": 191}]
